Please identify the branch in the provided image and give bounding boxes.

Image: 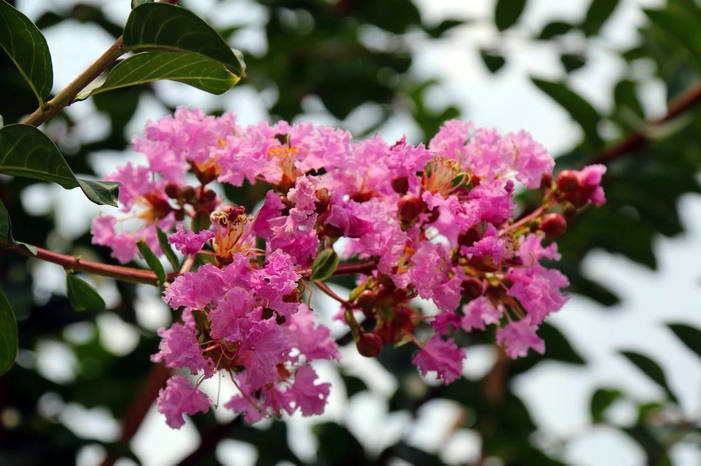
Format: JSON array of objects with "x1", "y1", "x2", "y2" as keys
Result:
[
  {"x1": 100, "y1": 363, "x2": 171, "y2": 466},
  {"x1": 591, "y1": 82, "x2": 701, "y2": 165},
  {"x1": 0, "y1": 241, "x2": 378, "y2": 286},
  {"x1": 21, "y1": 37, "x2": 125, "y2": 127}
]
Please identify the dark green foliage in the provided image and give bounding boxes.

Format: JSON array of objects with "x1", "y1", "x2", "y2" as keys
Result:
[
  {"x1": 495, "y1": 0, "x2": 528, "y2": 31},
  {"x1": 620, "y1": 350, "x2": 679, "y2": 402},
  {"x1": 582, "y1": 0, "x2": 621, "y2": 36},
  {"x1": 310, "y1": 248, "x2": 339, "y2": 281},
  {"x1": 65, "y1": 271, "x2": 106, "y2": 312},
  {"x1": 0, "y1": 0, "x2": 53, "y2": 103},
  {"x1": 590, "y1": 387, "x2": 623, "y2": 422},
  {"x1": 481, "y1": 49, "x2": 506, "y2": 73},
  {"x1": 137, "y1": 239, "x2": 166, "y2": 284},
  {"x1": 667, "y1": 323, "x2": 701, "y2": 358},
  {"x1": 0, "y1": 287, "x2": 17, "y2": 374}
]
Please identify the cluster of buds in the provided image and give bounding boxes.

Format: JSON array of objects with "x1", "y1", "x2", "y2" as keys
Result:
[{"x1": 91, "y1": 108, "x2": 606, "y2": 428}]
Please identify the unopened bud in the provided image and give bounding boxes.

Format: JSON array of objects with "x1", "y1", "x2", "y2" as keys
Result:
[
  {"x1": 556, "y1": 170, "x2": 579, "y2": 193},
  {"x1": 397, "y1": 194, "x2": 424, "y2": 223},
  {"x1": 391, "y1": 176, "x2": 409, "y2": 194},
  {"x1": 356, "y1": 332, "x2": 383, "y2": 357},
  {"x1": 461, "y1": 278, "x2": 484, "y2": 299},
  {"x1": 203, "y1": 189, "x2": 217, "y2": 202},
  {"x1": 356, "y1": 290, "x2": 376, "y2": 312},
  {"x1": 182, "y1": 186, "x2": 196, "y2": 202},
  {"x1": 165, "y1": 183, "x2": 181, "y2": 199},
  {"x1": 540, "y1": 213, "x2": 567, "y2": 237},
  {"x1": 458, "y1": 227, "x2": 481, "y2": 247},
  {"x1": 539, "y1": 172, "x2": 553, "y2": 191}
]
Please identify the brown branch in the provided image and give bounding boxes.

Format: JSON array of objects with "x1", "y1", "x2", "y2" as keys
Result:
[
  {"x1": 0, "y1": 241, "x2": 378, "y2": 286},
  {"x1": 100, "y1": 364, "x2": 171, "y2": 466},
  {"x1": 591, "y1": 82, "x2": 701, "y2": 165},
  {"x1": 21, "y1": 37, "x2": 125, "y2": 127}
]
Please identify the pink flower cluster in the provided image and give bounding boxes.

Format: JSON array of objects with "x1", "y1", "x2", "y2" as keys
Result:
[{"x1": 91, "y1": 108, "x2": 606, "y2": 428}]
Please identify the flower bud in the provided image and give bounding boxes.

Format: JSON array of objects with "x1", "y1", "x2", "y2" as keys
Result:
[
  {"x1": 165, "y1": 183, "x2": 181, "y2": 199},
  {"x1": 356, "y1": 332, "x2": 383, "y2": 357},
  {"x1": 461, "y1": 278, "x2": 484, "y2": 299},
  {"x1": 556, "y1": 170, "x2": 579, "y2": 193},
  {"x1": 182, "y1": 186, "x2": 196, "y2": 202},
  {"x1": 458, "y1": 227, "x2": 481, "y2": 247},
  {"x1": 203, "y1": 189, "x2": 217, "y2": 202},
  {"x1": 539, "y1": 172, "x2": 553, "y2": 191},
  {"x1": 397, "y1": 194, "x2": 424, "y2": 223},
  {"x1": 391, "y1": 176, "x2": 409, "y2": 194},
  {"x1": 356, "y1": 290, "x2": 376, "y2": 312},
  {"x1": 540, "y1": 213, "x2": 567, "y2": 237}
]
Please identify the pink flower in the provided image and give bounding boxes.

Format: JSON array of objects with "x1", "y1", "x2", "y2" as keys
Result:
[
  {"x1": 151, "y1": 323, "x2": 214, "y2": 375},
  {"x1": 289, "y1": 365, "x2": 331, "y2": 416},
  {"x1": 156, "y1": 375, "x2": 210, "y2": 429},
  {"x1": 461, "y1": 296, "x2": 502, "y2": 331},
  {"x1": 496, "y1": 317, "x2": 545, "y2": 358},
  {"x1": 579, "y1": 164, "x2": 607, "y2": 206},
  {"x1": 412, "y1": 335, "x2": 465, "y2": 384},
  {"x1": 168, "y1": 224, "x2": 214, "y2": 255}
]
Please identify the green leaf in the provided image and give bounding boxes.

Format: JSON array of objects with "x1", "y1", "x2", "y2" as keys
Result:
[
  {"x1": 645, "y1": 8, "x2": 701, "y2": 68},
  {"x1": 582, "y1": 0, "x2": 621, "y2": 36},
  {"x1": 480, "y1": 50, "x2": 506, "y2": 73},
  {"x1": 0, "y1": 0, "x2": 53, "y2": 103},
  {"x1": 0, "y1": 199, "x2": 36, "y2": 254},
  {"x1": 424, "y1": 19, "x2": 465, "y2": 38},
  {"x1": 537, "y1": 21, "x2": 573, "y2": 40},
  {"x1": 560, "y1": 53, "x2": 586, "y2": 73},
  {"x1": 123, "y1": 3, "x2": 246, "y2": 77},
  {"x1": 667, "y1": 323, "x2": 701, "y2": 359},
  {"x1": 620, "y1": 350, "x2": 678, "y2": 403},
  {"x1": 65, "y1": 271, "x2": 106, "y2": 312},
  {"x1": 531, "y1": 77, "x2": 601, "y2": 145},
  {"x1": 495, "y1": 0, "x2": 527, "y2": 31},
  {"x1": 310, "y1": 248, "x2": 339, "y2": 282},
  {"x1": 0, "y1": 124, "x2": 119, "y2": 206},
  {"x1": 156, "y1": 227, "x2": 179, "y2": 271},
  {"x1": 131, "y1": 0, "x2": 153, "y2": 8},
  {"x1": 95, "y1": 52, "x2": 239, "y2": 96},
  {"x1": 590, "y1": 387, "x2": 623, "y2": 422},
  {"x1": 0, "y1": 288, "x2": 17, "y2": 374},
  {"x1": 137, "y1": 240, "x2": 166, "y2": 284}
]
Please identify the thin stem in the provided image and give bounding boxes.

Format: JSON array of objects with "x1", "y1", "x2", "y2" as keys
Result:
[
  {"x1": 314, "y1": 280, "x2": 349, "y2": 306},
  {"x1": 21, "y1": 37, "x2": 125, "y2": 127},
  {"x1": 499, "y1": 205, "x2": 545, "y2": 237},
  {"x1": 0, "y1": 241, "x2": 165, "y2": 285},
  {"x1": 0, "y1": 240, "x2": 378, "y2": 286}
]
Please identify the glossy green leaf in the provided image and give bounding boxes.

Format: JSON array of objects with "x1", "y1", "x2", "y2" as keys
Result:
[
  {"x1": 495, "y1": 0, "x2": 527, "y2": 31},
  {"x1": 620, "y1": 350, "x2": 678, "y2": 403},
  {"x1": 0, "y1": 124, "x2": 119, "y2": 206},
  {"x1": 531, "y1": 78, "x2": 601, "y2": 145},
  {"x1": 645, "y1": 8, "x2": 701, "y2": 67},
  {"x1": 0, "y1": 288, "x2": 17, "y2": 374},
  {"x1": 582, "y1": 0, "x2": 621, "y2": 36},
  {"x1": 65, "y1": 271, "x2": 106, "y2": 312},
  {"x1": 590, "y1": 387, "x2": 623, "y2": 422},
  {"x1": 0, "y1": 0, "x2": 53, "y2": 103},
  {"x1": 156, "y1": 227, "x2": 179, "y2": 271},
  {"x1": 480, "y1": 50, "x2": 506, "y2": 73},
  {"x1": 0, "y1": 199, "x2": 36, "y2": 254},
  {"x1": 123, "y1": 3, "x2": 246, "y2": 77},
  {"x1": 667, "y1": 323, "x2": 701, "y2": 359},
  {"x1": 310, "y1": 248, "x2": 339, "y2": 282},
  {"x1": 137, "y1": 240, "x2": 166, "y2": 284},
  {"x1": 537, "y1": 21, "x2": 573, "y2": 40},
  {"x1": 93, "y1": 52, "x2": 240, "y2": 96}
]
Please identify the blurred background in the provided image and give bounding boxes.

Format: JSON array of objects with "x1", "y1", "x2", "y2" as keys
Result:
[{"x1": 1, "y1": 0, "x2": 700, "y2": 465}]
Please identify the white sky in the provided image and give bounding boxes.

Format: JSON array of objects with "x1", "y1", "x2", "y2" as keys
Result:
[{"x1": 13, "y1": 0, "x2": 701, "y2": 465}]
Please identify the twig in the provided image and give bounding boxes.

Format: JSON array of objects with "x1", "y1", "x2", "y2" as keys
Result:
[
  {"x1": 21, "y1": 37, "x2": 125, "y2": 127},
  {"x1": 100, "y1": 363, "x2": 171, "y2": 466},
  {"x1": 591, "y1": 82, "x2": 701, "y2": 165},
  {"x1": 314, "y1": 280, "x2": 349, "y2": 305}
]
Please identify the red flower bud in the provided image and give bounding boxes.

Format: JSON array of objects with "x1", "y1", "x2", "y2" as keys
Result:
[
  {"x1": 461, "y1": 278, "x2": 484, "y2": 299},
  {"x1": 539, "y1": 172, "x2": 553, "y2": 191},
  {"x1": 540, "y1": 213, "x2": 567, "y2": 237},
  {"x1": 458, "y1": 227, "x2": 481, "y2": 247},
  {"x1": 391, "y1": 176, "x2": 409, "y2": 194},
  {"x1": 165, "y1": 183, "x2": 181, "y2": 199},
  {"x1": 556, "y1": 170, "x2": 579, "y2": 193},
  {"x1": 397, "y1": 194, "x2": 424, "y2": 223},
  {"x1": 356, "y1": 290, "x2": 376, "y2": 312},
  {"x1": 356, "y1": 332, "x2": 383, "y2": 357}
]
